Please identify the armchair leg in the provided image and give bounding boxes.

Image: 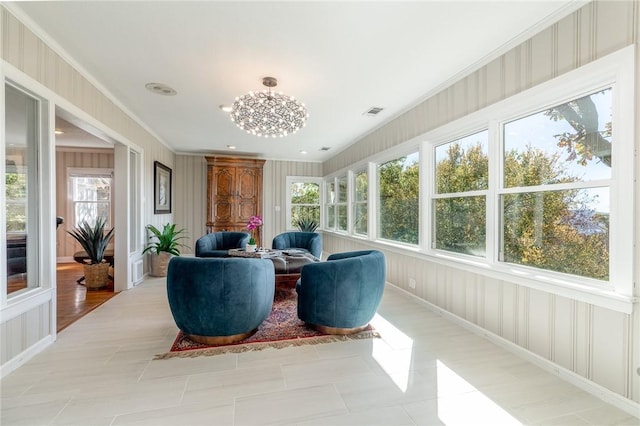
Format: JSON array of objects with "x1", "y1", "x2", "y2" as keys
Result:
[{"x1": 307, "y1": 323, "x2": 369, "y2": 335}]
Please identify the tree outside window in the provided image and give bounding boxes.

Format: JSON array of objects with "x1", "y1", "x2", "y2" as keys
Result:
[
  {"x1": 289, "y1": 180, "x2": 320, "y2": 229},
  {"x1": 434, "y1": 130, "x2": 488, "y2": 257},
  {"x1": 378, "y1": 152, "x2": 419, "y2": 244},
  {"x1": 353, "y1": 169, "x2": 368, "y2": 235},
  {"x1": 501, "y1": 88, "x2": 612, "y2": 280}
]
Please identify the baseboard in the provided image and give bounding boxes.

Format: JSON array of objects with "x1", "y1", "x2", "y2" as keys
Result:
[
  {"x1": 56, "y1": 257, "x2": 74, "y2": 263},
  {"x1": 0, "y1": 335, "x2": 54, "y2": 379},
  {"x1": 386, "y1": 283, "x2": 640, "y2": 418}
]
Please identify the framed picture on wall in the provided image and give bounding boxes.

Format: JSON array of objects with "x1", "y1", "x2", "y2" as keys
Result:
[{"x1": 153, "y1": 161, "x2": 172, "y2": 214}]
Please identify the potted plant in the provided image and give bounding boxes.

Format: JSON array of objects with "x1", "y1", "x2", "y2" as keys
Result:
[
  {"x1": 246, "y1": 215, "x2": 263, "y2": 252},
  {"x1": 143, "y1": 223, "x2": 187, "y2": 277},
  {"x1": 67, "y1": 217, "x2": 115, "y2": 290},
  {"x1": 295, "y1": 217, "x2": 319, "y2": 232}
]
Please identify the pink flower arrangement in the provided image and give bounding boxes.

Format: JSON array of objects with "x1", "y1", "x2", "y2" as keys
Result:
[{"x1": 246, "y1": 215, "x2": 263, "y2": 245}]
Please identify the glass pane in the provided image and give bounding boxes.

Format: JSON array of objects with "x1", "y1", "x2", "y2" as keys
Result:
[
  {"x1": 291, "y1": 182, "x2": 319, "y2": 204},
  {"x1": 75, "y1": 203, "x2": 110, "y2": 228},
  {"x1": 502, "y1": 187, "x2": 609, "y2": 280},
  {"x1": 436, "y1": 130, "x2": 488, "y2": 193},
  {"x1": 327, "y1": 205, "x2": 335, "y2": 229},
  {"x1": 354, "y1": 203, "x2": 367, "y2": 235},
  {"x1": 5, "y1": 84, "x2": 39, "y2": 295},
  {"x1": 378, "y1": 152, "x2": 419, "y2": 244},
  {"x1": 355, "y1": 170, "x2": 367, "y2": 202},
  {"x1": 338, "y1": 176, "x2": 347, "y2": 203},
  {"x1": 434, "y1": 196, "x2": 486, "y2": 257},
  {"x1": 504, "y1": 89, "x2": 612, "y2": 188},
  {"x1": 337, "y1": 205, "x2": 347, "y2": 231},
  {"x1": 74, "y1": 177, "x2": 111, "y2": 201},
  {"x1": 327, "y1": 181, "x2": 335, "y2": 204},
  {"x1": 290, "y1": 205, "x2": 320, "y2": 228}
]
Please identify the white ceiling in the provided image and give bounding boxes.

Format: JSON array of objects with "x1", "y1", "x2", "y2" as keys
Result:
[{"x1": 10, "y1": 1, "x2": 585, "y2": 162}]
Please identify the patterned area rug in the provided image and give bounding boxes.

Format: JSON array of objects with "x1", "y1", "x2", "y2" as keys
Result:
[{"x1": 155, "y1": 288, "x2": 380, "y2": 359}]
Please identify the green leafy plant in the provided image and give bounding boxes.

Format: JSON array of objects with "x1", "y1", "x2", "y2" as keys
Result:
[
  {"x1": 142, "y1": 223, "x2": 187, "y2": 256},
  {"x1": 67, "y1": 217, "x2": 115, "y2": 264},
  {"x1": 295, "y1": 217, "x2": 319, "y2": 232}
]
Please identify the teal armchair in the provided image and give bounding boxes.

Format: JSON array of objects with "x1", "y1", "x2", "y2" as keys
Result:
[{"x1": 296, "y1": 250, "x2": 385, "y2": 334}]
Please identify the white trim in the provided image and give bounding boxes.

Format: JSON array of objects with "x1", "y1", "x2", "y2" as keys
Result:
[
  {"x1": 322, "y1": 46, "x2": 636, "y2": 312},
  {"x1": 0, "y1": 288, "x2": 54, "y2": 324},
  {"x1": 0, "y1": 335, "x2": 54, "y2": 379},
  {"x1": 386, "y1": 283, "x2": 640, "y2": 418},
  {"x1": 284, "y1": 176, "x2": 323, "y2": 232}
]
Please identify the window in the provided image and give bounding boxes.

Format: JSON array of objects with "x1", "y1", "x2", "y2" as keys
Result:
[
  {"x1": 337, "y1": 175, "x2": 348, "y2": 231},
  {"x1": 325, "y1": 179, "x2": 336, "y2": 230},
  {"x1": 433, "y1": 130, "x2": 488, "y2": 257},
  {"x1": 500, "y1": 88, "x2": 612, "y2": 280},
  {"x1": 378, "y1": 152, "x2": 419, "y2": 244},
  {"x1": 68, "y1": 169, "x2": 113, "y2": 228},
  {"x1": 324, "y1": 176, "x2": 347, "y2": 231},
  {"x1": 286, "y1": 177, "x2": 321, "y2": 230},
  {"x1": 5, "y1": 83, "x2": 42, "y2": 295},
  {"x1": 353, "y1": 168, "x2": 368, "y2": 235}
]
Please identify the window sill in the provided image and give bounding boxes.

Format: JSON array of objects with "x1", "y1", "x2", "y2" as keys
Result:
[{"x1": 323, "y1": 232, "x2": 636, "y2": 314}]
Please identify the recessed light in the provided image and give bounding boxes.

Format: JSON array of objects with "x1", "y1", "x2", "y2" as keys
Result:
[
  {"x1": 219, "y1": 104, "x2": 232, "y2": 113},
  {"x1": 145, "y1": 82, "x2": 177, "y2": 96},
  {"x1": 54, "y1": 129, "x2": 64, "y2": 135},
  {"x1": 227, "y1": 145, "x2": 236, "y2": 150},
  {"x1": 299, "y1": 150, "x2": 307, "y2": 154}
]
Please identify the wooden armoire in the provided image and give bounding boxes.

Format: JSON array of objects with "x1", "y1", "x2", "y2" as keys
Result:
[{"x1": 205, "y1": 156, "x2": 265, "y2": 242}]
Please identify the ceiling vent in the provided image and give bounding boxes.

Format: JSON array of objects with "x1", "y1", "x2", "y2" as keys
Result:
[
  {"x1": 320, "y1": 146, "x2": 331, "y2": 151},
  {"x1": 364, "y1": 106, "x2": 384, "y2": 116}
]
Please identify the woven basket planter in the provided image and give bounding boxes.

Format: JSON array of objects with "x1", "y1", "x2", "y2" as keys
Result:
[
  {"x1": 150, "y1": 252, "x2": 174, "y2": 277},
  {"x1": 83, "y1": 262, "x2": 110, "y2": 290}
]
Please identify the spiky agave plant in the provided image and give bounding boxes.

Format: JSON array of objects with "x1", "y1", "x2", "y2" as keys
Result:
[
  {"x1": 142, "y1": 223, "x2": 187, "y2": 256},
  {"x1": 295, "y1": 217, "x2": 319, "y2": 232},
  {"x1": 67, "y1": 217, "x2": 115, "y2": 264}
]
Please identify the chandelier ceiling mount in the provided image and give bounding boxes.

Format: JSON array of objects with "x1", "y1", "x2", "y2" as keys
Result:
[{"x1": 230, "y1": 76, "x2": 308, "y2": 138}]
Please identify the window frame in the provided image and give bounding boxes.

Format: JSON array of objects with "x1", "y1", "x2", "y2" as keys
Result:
[
  {"x1": 67, "y1": 167, "x2": 114, "y2": 229},
  {"x1": 321, "y1": 46, "x2": 634, "y2": 312},
  {"x1": 285, "y1": 176, "x2": 322, "y2": 232},
  {"x1": 375, "y1": 148, "x2": 421, "y2": 247},
  {"x1": 431, "y1": 129, "x2": 489, "y2": 258},
  {"x1": 352, "y1": 167, "x2": 368, "y2": 236}
]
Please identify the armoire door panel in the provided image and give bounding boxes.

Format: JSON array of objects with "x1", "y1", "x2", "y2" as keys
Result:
[{"x1": 213, "y1": 201, "x2": 233, "y2": 222}]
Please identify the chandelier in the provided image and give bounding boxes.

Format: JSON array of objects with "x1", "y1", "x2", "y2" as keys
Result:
[{"x1": 230, "y1": 77, "x2": 308, "y2": 138}]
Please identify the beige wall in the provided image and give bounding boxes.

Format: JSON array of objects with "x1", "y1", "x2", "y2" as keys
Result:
[
  {"x1": 173, "y1": 156, "x2": 323, "y2": 254},
  {"x1": 322, "y1": 1, "x2": 639, "y2": 408},
  {"x1": 1, "y1": 5, "x2": 175, "y2": 374}
]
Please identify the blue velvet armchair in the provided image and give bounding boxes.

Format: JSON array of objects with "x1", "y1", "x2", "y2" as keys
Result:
[
  {"x1": 195, "y1": 231, "x2": 250, "y2": 257},
  {"x1": 296, "y1": 250, "x2": 385, "y2": 334},
  {"x1": 167, "y1": 256, "x2": 275, "y2": 344},
  {"x1": 272, "y1": 232, "x2": 322, "y2": 258}
]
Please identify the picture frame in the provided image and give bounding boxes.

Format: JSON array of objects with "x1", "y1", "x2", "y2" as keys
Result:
[{"x1": 153, "y1": 161, "x2": 172, "y2": 214}]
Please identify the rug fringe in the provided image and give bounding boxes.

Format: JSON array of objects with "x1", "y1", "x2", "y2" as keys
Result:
[{"x1": 154, "y1": 330, "x2": 381, "y2": 360}]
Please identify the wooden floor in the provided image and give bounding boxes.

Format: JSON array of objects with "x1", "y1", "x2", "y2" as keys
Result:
[{"x1": 56, "y1": 263, "x2": 118, "y2": 332}]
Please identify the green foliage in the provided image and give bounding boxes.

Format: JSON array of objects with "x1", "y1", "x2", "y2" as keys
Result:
[
  {"x1": 67, "y1": 217, "x2": 114, "y2": 264},
  {"x1": 5, "y1": 172, "x2": 27, "y2": 231},
  {"x1": 295, "y1": 217, "x2": 319, "y2": 232},
  {"x1": 142, "y1": 223, "x2": 187, "y2": 256},
  {"x1": 378, "y1": 156, "x2": 419, "y2": 244},
  {"x1": 433, "y1": 140, "x2": 609, "y2": 280}
]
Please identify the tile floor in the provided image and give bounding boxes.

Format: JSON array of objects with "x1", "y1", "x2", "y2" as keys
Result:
[{"x1": 1, "y1": 276, "x2": 637, "y2": 425}]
